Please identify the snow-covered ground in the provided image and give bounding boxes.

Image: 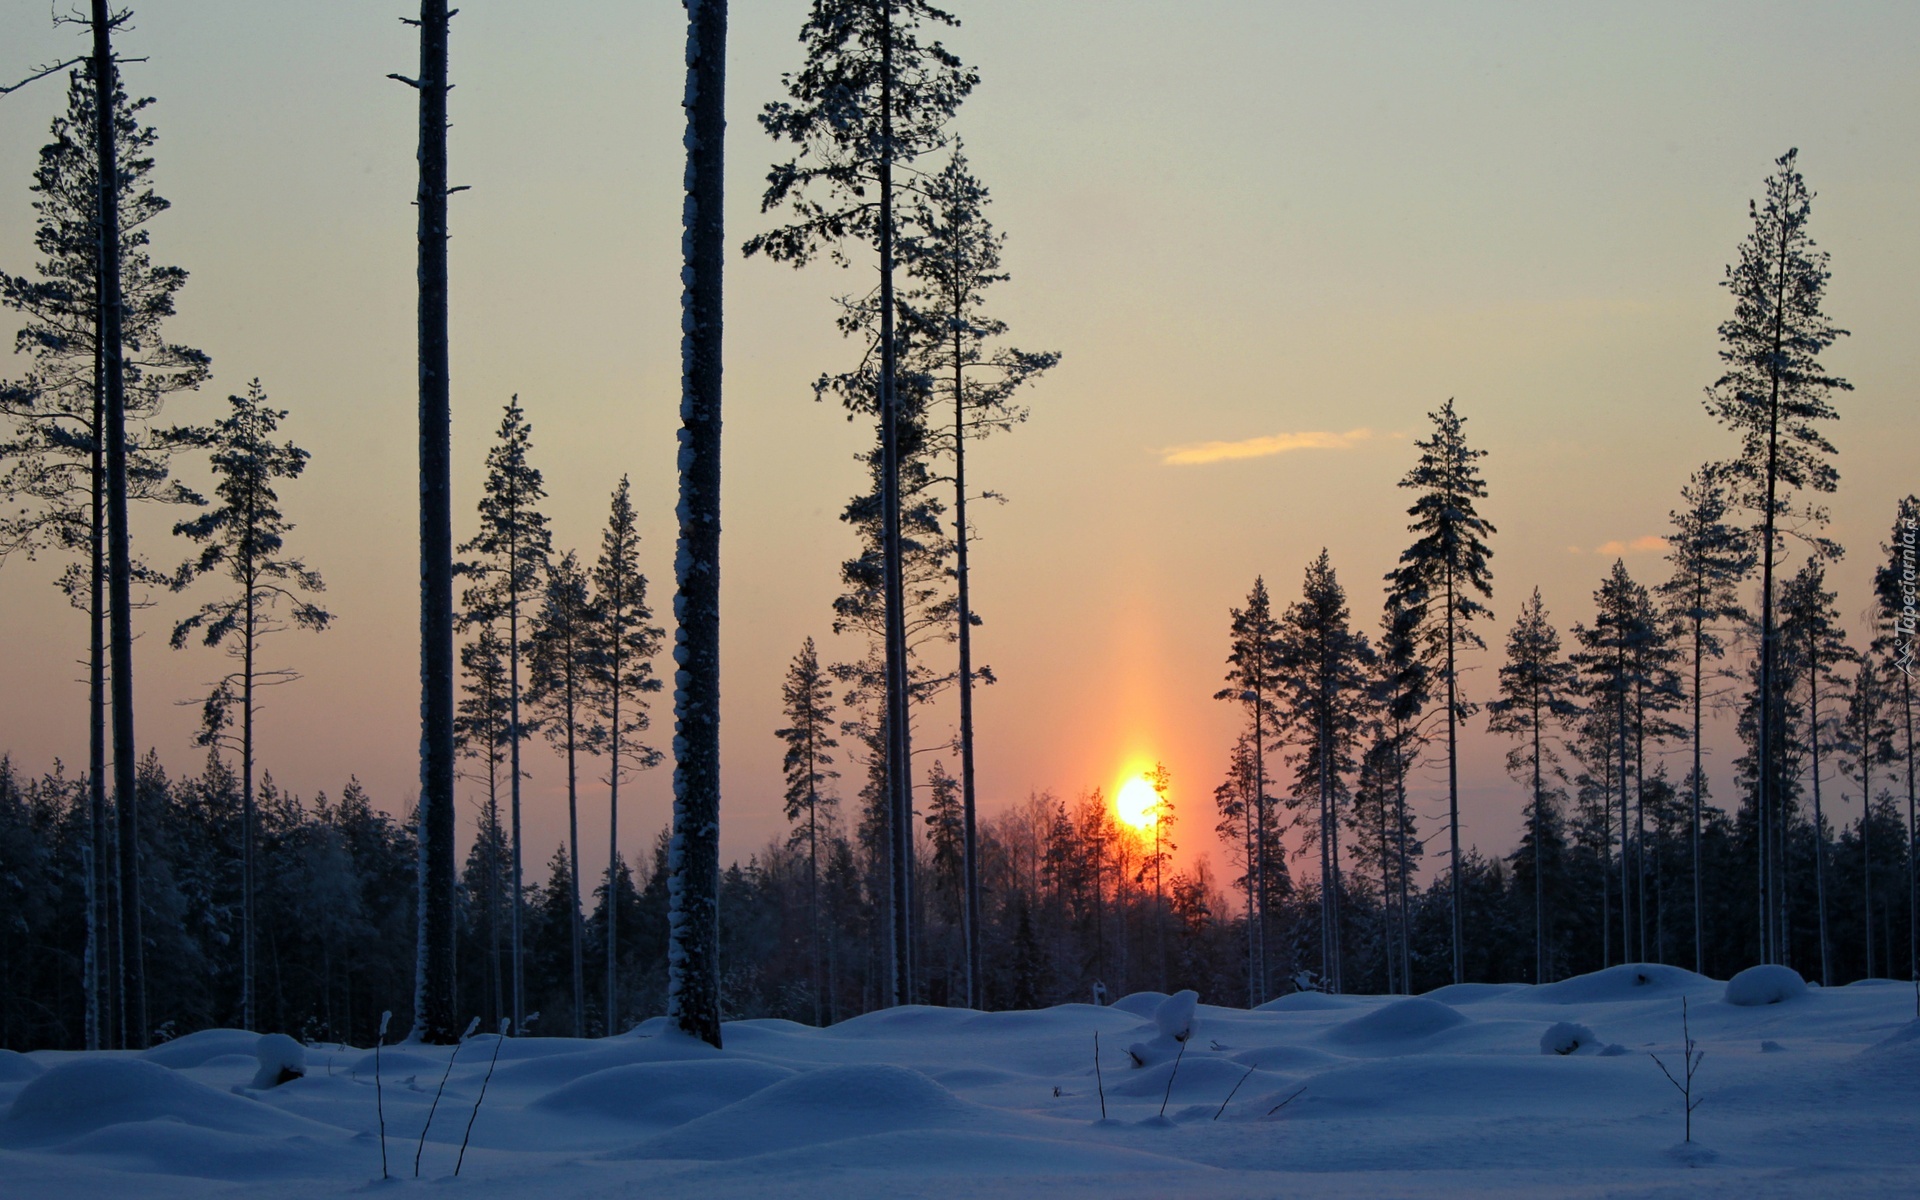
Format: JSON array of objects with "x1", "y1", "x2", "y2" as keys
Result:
[{"x1": 4, "y1": 965, "x2": 1916, "y2": 1199}]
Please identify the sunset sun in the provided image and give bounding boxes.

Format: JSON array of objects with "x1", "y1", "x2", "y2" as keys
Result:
[{"x1": 1115, "y1": 775, "x2": 1161, "y2": 830}]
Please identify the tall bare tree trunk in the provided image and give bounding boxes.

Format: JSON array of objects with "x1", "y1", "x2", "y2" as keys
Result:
[
  {"x1": 565, "y1": 702, "x2": 584, "y2": 1036},
  {"x1": 87, "y1": 337, "x2": 106, "y2": 1051},
  {"x1": 876, "y1": 6, "x2": 914, "y2": 1008},
  {"x1": 1808, "y1": 646, "x2": 1831, "y2": 985},
  {"x1": 242, "y1": 582, "x2": 256, "y2": 1030},
  {"x1": 668, "y1": 0, "x2": 727, "y2": 1050},
  {"x1": 952, "y1": 339, "x2": 981, "y2": 1009},
  {"x1": 1690, "y1": 613, "x2": 1705, "y2": 975},
  {"x1": 1445, "y1": 563, "x2": 1463, "y2": 985},
  {"x1": 406, "y1": 0, "x2": 459, "y2": 1045},
  {"x1": 91, "y1": 0, "x2": 145, "y2": 1050}
]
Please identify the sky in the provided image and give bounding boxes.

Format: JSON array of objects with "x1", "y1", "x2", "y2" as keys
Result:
[{"x1": 2, "y1": 1, "x2": 1915, "y2": 890}]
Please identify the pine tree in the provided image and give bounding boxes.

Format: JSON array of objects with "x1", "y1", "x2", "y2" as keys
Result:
[
  {"x1": 587, "y1": 477, "x2": 663, "y2": 1033},
  {"x1": 1840, "y1": 656, "x2": 1897, "y2": 977},
  {"x1": 1571, "y1": 561, "x2": 1669, "y2": 964},
  {"x1": 168, "y1": 381, "x2": 330, "y2": 1031},
  {"x1": 1213, "y1": 733, "x2": 1268, "y2": 1005},
  {"x1": 668, "y1": 0, "x2": 728, "y2": 1049},
  {"x1": 1625, "y1": 583, "x2": 1685, "y2": 962},
  {"x1": 1779, "y1": 559, "x2": 1851, "y2": 984},
  {"x1": 901, "y1": 146, "x2": 1055, "y2": 1010},
  {"x1": 1486, "y1": 588, "x2": 1581, "y2": 983},
  {"x1": 776, "y1": 636, "x2": 839, "y2": 1024},
  {"x1": 458, "y1": 398, "x2": 551, "y2": 1032},
  {"x1": 1277, "y1": 551, "x2": 1375, "y2": 992},
  {"x1": 1139, "y1": 763, "x2": 1176, "y2": 991},
  {"x1": 1869, "y1": 496, "x2": 1916, "y2": 980},
  {"x1": 1657, "y1": 463, "x2": 1753, "y2": 973},
  {"x1": 1214, "y1": 577, "x2": 1283, "y2": 1001},
  {"x1": 749, "y1": 0, "x2": 976, "y2": 1006},
  {"x1": 527, "y1": 550, "x2": 594, "y2": 1036},
  {"x1": 394, "y1": 0, "x2": 459, "y2": 1047},
  {"x1": 1, "y1": 64, "x2": 209, "y2": 1048},
  {"x1": 1374, "y1": 587, "x2": 1431, "y2": 991},
  {"x1": 1387, "y1": 399, "x2": 1495, "y2": 984},
  {"x1": 1704, "y1": 148, "x2": 1849, "y2": 966}
]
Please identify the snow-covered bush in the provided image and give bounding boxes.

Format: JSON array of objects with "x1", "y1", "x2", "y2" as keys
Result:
[
  {"x1": 1725, "y1": 964, "x2": 1807, "y2": 1007},
  {"x1": 248, "y1": 1033, "x2": 306, "y2": 1089},
  {"x1": 1539, "y1": 1021, "x2": 1598, "y2": 1055},
  {"x1": 1128, "y1": 989, "x2": 1198, "y2": 1067}
]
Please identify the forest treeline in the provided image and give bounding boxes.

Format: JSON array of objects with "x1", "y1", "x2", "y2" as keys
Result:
[{"x1": 2, "y1": 3, "x2": 1917, "y2": 1054}]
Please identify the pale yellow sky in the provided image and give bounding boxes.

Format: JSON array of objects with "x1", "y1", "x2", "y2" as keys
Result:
[{"x1": 2, "y1": 1, "x2": 1915, "y2": 884}]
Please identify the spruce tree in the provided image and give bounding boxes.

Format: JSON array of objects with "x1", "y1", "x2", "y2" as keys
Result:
[
  {"x1": 1869, "y1": 495, "x2": 1916, "y2": 979},
  {"x1": 587, "y1": 477, "x2": 663, "y2": 1033},
  {"x1": 1486, "y1": 588, "x2": 1581, "y2": 984},
  {"x1": 1387, "y1": 400, "x2": 1494, "y2": 985},
  {"x1": 527, "y1": 550, "x2": 594, "y2": 1036},
  {"x1": 776, "y1": 636, "x2": 839, "y2": 1024},
  {"x1": 1214, "y1": 577, "x2": 1282, "y2": 1001},
  {"x1": 1, "y1": 65, "x2": 208, "y2": 1049},
  {"x1": 169, "y1": 381, "x2": 330, "y2": 1031},
  {"x1": 749, "y1": 0, "x2": 975, "y2": 1006},
  {"x1": 1704, "y1": 148, "x2": 1849, "y2": 965},
  {"x1": 1657, "y1": 464, "x2": 1753, "y2": 973},
  {"x1": 1276, "y1": 551, "x2": 1374, "y2": 992},
  {"x1": 1779, "y1": 559, "x2": 1851, "y2": 984},
  {"x1": 459, "y1": 398, "x2": 551, "y2": 1032},
  {"x1": 901, "y1": 145, "x2": 1055, "y2": 1010}
]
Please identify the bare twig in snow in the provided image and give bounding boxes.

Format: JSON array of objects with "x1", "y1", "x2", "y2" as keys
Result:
[
  {"x1": 1214, "y1": 1063, "x2": 1258, "y2": 1120},
  {"x1": 1648, "y1": 996, "x2": 1706, "y2": 1143}
]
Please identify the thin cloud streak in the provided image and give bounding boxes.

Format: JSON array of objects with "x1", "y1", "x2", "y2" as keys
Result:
[
  {"x1": 1160, "y1": 427, "x2": 1373, "y2": 466},
  {"x1": 1582, "y1": 535, "x2": 1671, "y2": 556}
]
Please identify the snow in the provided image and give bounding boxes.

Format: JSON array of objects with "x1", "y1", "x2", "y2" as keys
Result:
[
  {"x1": 247, "y1": 1034, "x2": 306, "y2": 1089},
  {"x1": 1724, "y1": 964, "x2": 1809, "y2": 1006},
  {"x1": 1538, "y1": 1021, "x2": 1598, "y2": 1055},
  {"x1": 4, "y1": 967, "x2": 1918, "y2": 1198}
]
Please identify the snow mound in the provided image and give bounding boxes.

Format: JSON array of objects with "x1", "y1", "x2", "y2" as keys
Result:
[
  {"x1": 1539, "y1": 1021, "x2": 1599, "y2": 1055},
  {"x1": 1725, "y1": 964, "x2": 1808, "y2": 1006},
  {"x1": 1424, "y1": 983, "x2": 1526, "y2": 1005},
  {"x1": 345, "y1": 1046, "x2": 439, "y2": 1077},
  {"x1": 0, "y1": 1049, "x2": 45, "y2": 1082},
  {"x1": 2, "y1": 1058, "x2": 332, "y2": 1147},
  {"x1": 1532, "y1": 963, "x2": 1710, "y2": 1005},
  {"x1": 616, "y1": 1063, "x2": 985, "y2": 1160},
  {"x1": 730, "y1": 1128, "x2": 1199, "y2": 1176},
  {"x1": 489, "y1": 1033, "x2": 719, "y2": 1090},
  {"x1": 532, "y1": 1059, "x2": 793, "y2": 1128},
  {"x1": 247, "y1": 1033, "x2": 306, "y2": 1089},
  {"x1": 1110, "y1": 991, "x2": 1171, "y2": 1017},
  {"x1": 826, "y1": 1005, "x2": 977, "y2": 1036},
  {"x1": 1154, "y1": 990, "x2": 1199, "y2": 1041},
  {"x1": 1254, "y1": 991, "x2": 1359, "y2": 1012},
  {"x1": 1326, "y1": 998, "x2": 1468, "y2": 1046},
  {"x1": 1109, "y1": 1054, "x2": 1252, "y2": 1103},
  {"x1": 140, "y1": 1028, "x2": 261, "y2": 1070},
  {"x1": 45, "y1": 1121, "x2": 346, "y2": 1181}
]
